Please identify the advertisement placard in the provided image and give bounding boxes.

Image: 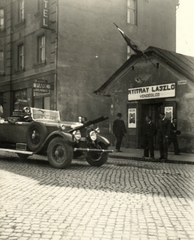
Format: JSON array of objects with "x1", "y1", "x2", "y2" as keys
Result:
[{"x1": 128, "y1": 108, "x2": 136, "y2": 128}]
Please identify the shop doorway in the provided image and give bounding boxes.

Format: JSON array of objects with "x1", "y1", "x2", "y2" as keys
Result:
[
  {"x1": 34, "y1": 96, "x2": 50, "y2": 109},
  {"x1": 140, "y1": 102, "x2": 163, "y2": 149}
]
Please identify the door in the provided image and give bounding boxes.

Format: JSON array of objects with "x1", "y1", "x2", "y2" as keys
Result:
[{"x1": 140, "y1": 102, "x2": 163, "y2": 149}]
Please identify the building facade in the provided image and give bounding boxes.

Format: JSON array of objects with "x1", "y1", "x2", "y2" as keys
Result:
[
  {"x1": 95, "y1": 47, "x2": 194, "y2": 153},
  {"x1": 0, "y1": 0, "x2": 178, "y2": 126}
]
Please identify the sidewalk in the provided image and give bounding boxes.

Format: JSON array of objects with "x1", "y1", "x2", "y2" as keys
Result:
[{"x1": 109, "y1": 146, "x2": 194, "y2": 164}]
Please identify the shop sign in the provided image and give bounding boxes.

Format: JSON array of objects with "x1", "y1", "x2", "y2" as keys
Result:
[
  {"x1": 33, "y1": 80, "x2": 51, "y2": 97},
  {"x1": 33, "y1": 82, "x2": 51, "y2": 91},
  {"x1": 177, "y1": 80, "x2": 187, "y2": 85},
  {"x1": 128, "y1": 83, "x2": 175, "y2": 101},
  {"x1": 41, "y1": 0, "x2": 49, "y2": 28}
]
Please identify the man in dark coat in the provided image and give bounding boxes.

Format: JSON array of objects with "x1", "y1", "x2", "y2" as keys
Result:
[
  {"x1": 157, "y1": 112, "x2": 171, "y2": 160},
  {"x1": 168, "y1": 118, "x2": 180, "y2": 155},
  {"x1": 113, "y1": 113, "x2": 127, "y2": 152},
  {"x1": 143, "y1": 116, "x2": 157, "y2": 159}
]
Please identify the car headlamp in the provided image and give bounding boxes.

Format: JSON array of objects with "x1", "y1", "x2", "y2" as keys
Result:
[
  {"x1": 73, "y1": 130, "x2": 81, "y2": 140},
  {"x1": 60, "y1": 124, "x2": 66, "y2": 130},
  {"x1": 89, "y1": 131, "x2": 97, "y2": 141}
]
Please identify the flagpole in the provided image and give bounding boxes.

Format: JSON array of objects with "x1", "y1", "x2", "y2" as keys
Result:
[{"x1": 113, "y1": 23, "x2": 158, "y2": 69}]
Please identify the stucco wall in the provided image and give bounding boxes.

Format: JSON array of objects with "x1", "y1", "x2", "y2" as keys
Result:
[{"x1": 56, "y1": 0, "x2": 178, "y2": 123}]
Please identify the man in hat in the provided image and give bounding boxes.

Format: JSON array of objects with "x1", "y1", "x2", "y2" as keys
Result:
[
  {"x1": 113, "y1": 113, "x2": 127, "y2": 152},
  {"x1": 143, "y1": 116, "x2": 157, "y2": 159},
  {"x1": 168, "y1": 117, "x2": 181, "y2": 155},
  {"x1": 157, "y1": 112, "x2": 171, "y2": 160}
]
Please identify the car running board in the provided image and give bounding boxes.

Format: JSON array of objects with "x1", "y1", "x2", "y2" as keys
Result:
[
  {"x1": 74, "y1": 148, "x2": 113, "y2": 153},
  {"x1": 0, "y1": 148, "x2": 33, "y2": 155}
]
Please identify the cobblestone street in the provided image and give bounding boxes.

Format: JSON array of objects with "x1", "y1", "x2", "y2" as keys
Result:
[{"x1": 0, "y1": 153, "x2": 194, "y2": 240}]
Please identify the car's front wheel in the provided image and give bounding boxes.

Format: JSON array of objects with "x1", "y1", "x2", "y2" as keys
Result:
[
  {"x1": 86, "y1": 142, "x2": 108, "y2": 166},
  {"x1": 47, "y1": 137, "x2": 73, "y2": 168}
]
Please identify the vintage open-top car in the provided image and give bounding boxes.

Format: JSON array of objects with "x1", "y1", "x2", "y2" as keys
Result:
[{"x1": 0, "y1": 100, "x2": 112, "y2": 168}]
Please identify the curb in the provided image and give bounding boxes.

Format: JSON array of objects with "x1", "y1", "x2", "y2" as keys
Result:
[{"x1": 109, "y1": 154, "x2": 194, "y2": 165}]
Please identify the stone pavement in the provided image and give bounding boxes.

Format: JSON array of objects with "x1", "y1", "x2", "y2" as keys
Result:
[
  {"x1": 0, "y1": 152, "x2": 194, "y2": 240},
  {"x1": 109, "y1": 147, "x2": 194, "y2": 164}
]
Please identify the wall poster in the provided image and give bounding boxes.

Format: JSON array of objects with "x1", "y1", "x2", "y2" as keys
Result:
[
  {"x1": 165, "y1": 106, "x2": 173, "y2": 121},
  {"x1": 128, "y1": 108, "x2": 136, "y2": 128}
]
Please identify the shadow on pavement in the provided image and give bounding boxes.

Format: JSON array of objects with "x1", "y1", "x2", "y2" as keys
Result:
[{"x1": 0, "y1": 153, "x2": 194, "y2": 200}]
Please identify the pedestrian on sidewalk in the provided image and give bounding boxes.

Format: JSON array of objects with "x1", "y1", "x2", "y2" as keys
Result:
[
  {"x1": 143, "y1": 116, "x2": 157, "y2": 159},
  {"x1": 168, "y1": 117, "x2": 181, "y2": 155},
  {"x1": 113, "y1": 113, "x2": 127, "y2": 152},
  {"x1": 157, "y1": 112, "x2": 171, "y2": 160}
]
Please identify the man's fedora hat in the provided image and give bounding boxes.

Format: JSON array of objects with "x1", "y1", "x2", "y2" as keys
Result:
[{"x1": 116, "y1": 113, "x2": 122, "y2": 117}]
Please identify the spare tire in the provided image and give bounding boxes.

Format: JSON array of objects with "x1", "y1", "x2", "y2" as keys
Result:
[{"x1": 26, "y1": 122, "x2": 47, "y2": 152}]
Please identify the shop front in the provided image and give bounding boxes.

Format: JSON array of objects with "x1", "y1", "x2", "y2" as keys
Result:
[
  {"x1": 95, "y1": 46, "x2": 194, "y2": 153},
  {"x1": 127, "y1": 83, "x2": 177, "y2": 149}
]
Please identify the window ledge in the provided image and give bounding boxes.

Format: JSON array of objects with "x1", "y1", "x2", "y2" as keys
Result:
[
  {"x1": 14, "y1": 68, "x2": 25, "y2": 74},
  {"x1": 15, "y1": 20, "x2": 26, "y2": 29},
  {"x1": 34, "y1": 61, "x2": 46, "y2": 68}
]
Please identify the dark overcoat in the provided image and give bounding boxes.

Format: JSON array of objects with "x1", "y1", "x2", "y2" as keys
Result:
[{"x1": 113, "y1": 119, "x2": 127, "y2": 137}]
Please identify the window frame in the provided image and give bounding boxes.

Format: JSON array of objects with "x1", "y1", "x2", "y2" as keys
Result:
[
  {"x1": 0, "y1": 50, "x2": 4, "y2": 74},
  {"x1": 17, "y1": 44, "x2": 24, "y2": 70},
  {"x1": 37, "y1": 35, "x2": 46, "y2": 63},
  {"x1": 18, "y1": 0, "x2": 25, "y2": 23},
  {"x1": 0, "y1": 8, "x2": 4, "y2": 30},
  {"x1": 127, "y1": 0, "x2": 137, "y2": 25}
]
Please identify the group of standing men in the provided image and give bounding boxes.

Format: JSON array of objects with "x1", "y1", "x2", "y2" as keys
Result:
[{"x1": 113, "y1": 112, "x2": 180, "y2": 160}]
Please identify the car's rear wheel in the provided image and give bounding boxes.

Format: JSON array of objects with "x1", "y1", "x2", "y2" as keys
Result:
[
  {"x1": 86, "y1": 142, "x2": 108, "y2": 166},
  {"x1": 26, "y1": 122, "x2": 47, "y2": 152},
  {"x1": 47, "y1": 137, "x2": 73, "y2": 168}
]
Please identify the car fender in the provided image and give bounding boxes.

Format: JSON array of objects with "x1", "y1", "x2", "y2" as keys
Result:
[
  {"x1": 34, "y1": 131, "x2": 74, "y2": 154},
  {"x1": 97, "y1": 135, "x2": 110, "y2": 146}
]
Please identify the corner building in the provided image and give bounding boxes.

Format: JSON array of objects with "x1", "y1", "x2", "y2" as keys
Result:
[{"x1": 0, "y1": 0, "x2": 178, "y2": 125}]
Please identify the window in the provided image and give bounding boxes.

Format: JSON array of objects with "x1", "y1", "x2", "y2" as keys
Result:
[
  {"x1": 0, "y1": 9, "x2": 4, "y2": 30},
  {"x1": 38, "y1": 35, "x2": 46, "y2": 63},
  {"x1": 127, "y1": 0, "x2": 137, "y2": 25},
  {"x1": 18, "y1": 0, "x2": 24, "y2": 22},
  {"x1": 18, "y1": 44, "x2": 24, "y2": 70},
  {"x1": 14, "y1": 89, "x2": 27, "y2": 101},
  {"x1": 0, "y1": 51, "x2": 4, "y2": 73}
]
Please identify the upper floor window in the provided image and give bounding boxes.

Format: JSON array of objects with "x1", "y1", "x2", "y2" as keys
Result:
[
  {"x1": 18, "y1": 0, "x2": 24, "y2": 22},
  {"x1": 0, "y1": 51, "x2": 4, "y2": 73},
  {"x1": 127, "y1": 0, "x2": 137, "y2": 25},
  {"x1": 0, "y1": 9, "x2": 4, "y2": 30},
  {"x1": 38, "y1": 35, "x2": 46, "y2": 63},
  {"x1": 18, "y1": 44, "x2": 24, "y2": 70}
]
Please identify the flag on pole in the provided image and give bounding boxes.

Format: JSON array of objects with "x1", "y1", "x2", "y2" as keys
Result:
[{"x1": 113, "y1": 23, "x2": 144, "y2": 56}]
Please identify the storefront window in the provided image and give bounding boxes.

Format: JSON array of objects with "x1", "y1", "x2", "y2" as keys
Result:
[{"x1": 14, "y1": 89, "x2": 27, "y2": 102}]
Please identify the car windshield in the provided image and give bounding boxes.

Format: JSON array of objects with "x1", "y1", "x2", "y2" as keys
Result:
[{"x1": 31, "y1": 108, "x2": 60, "y2": 122}]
